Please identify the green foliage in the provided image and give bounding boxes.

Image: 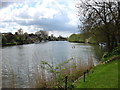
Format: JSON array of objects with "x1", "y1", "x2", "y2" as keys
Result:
[
  {"x1": 40, "y1": 61, "x2": 55, "y2": 73},
  {"x1": 56, "y1": 36, "x2": 67, "y2": 41},
  {"x1": 68, "y1": 33, "x2": 98, "y2": 44},
  {"x1": 87, "y1": 37, "x2": 97, "y2": 44},
  {"x1": 78, "y1": 2, "x2": 120, "y2": 52},
  {"x1": 2, "y1": 30, "x2": 67, "y2": 46},
  {"x1": 2, "y1": 35, "x2": 7, "y2": 45},
  {"x1": 111, "y1": 45, "x2": 120, "y2": 56},
  {"x1": 102, "y1": 45, "x2": 120, "y2": 62},
  {"x1": 91, "y1": 45, "x2": 105, "y2": 60},
  {"x1": 40, "y1": 57, "x2": 94, "y2": 88},
  {"x1": 68, "y1": 34, "x2": 85, "y2": 43}
]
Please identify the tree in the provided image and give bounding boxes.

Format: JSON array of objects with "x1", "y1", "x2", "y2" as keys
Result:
[
  {"x1": 2, "y1": 35, "x2": 7, "y2": 45},
  {"x1": 35, "y1": 30, "x2": 49, "y2": 41},
  {"x1": 18, "y1": 28, "x2": 23, "y2": 35},
  {"x1": 6, "y1": 33, "x2": 15, "y2": 43},
  {"x1": 76, "y1": 0, "x2": 120, "y2": 52},
  {"x1": 57, "y1": 35, "x2": 67, "y2": 41}
]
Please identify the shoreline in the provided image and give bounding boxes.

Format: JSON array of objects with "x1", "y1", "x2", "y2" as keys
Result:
[
  {"x1": 2, "y1": 40, "x2": 67, "y2": 47},
  {"x1": 74, "y1": 47, "x2": 120, "y2": 88},
  {"x1": 68, "y1": 41, "x2": 98, "y2": 45}
]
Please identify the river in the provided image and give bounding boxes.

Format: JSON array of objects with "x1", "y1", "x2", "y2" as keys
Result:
[{"x1": 2, "y1": 41, "x2": 99, "y2": 88}]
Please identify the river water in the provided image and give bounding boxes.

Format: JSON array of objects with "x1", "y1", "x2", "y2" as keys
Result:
[{"x1": 2, "y1": 41, "x2": 99, "y2": 88}]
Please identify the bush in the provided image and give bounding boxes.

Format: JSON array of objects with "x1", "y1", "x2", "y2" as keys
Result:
[
  {"x1": 101, "y1": 45, "x2": 120, "y2": 62},
  {"x1": 111, "y1": 45, "x2": 120, "y2": 55}
]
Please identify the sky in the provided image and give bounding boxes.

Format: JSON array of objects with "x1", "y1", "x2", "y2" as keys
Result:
[{"x1": 0, "y1": 0, "x2": 80, "y2": 37}]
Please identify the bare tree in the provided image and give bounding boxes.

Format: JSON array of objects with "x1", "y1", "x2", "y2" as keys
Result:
[{"x1": 76, "y1": 0, "x2": 120, "y2": 52}]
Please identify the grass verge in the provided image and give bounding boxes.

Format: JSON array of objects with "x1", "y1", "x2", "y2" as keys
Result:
[{"x1": 74, "y1": 59, "x2": 119, "y2": 88}]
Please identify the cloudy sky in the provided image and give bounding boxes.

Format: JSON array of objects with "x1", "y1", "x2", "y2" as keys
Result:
[{"x1": 0, "y1": 0, "x2": 80, "y2": 37}]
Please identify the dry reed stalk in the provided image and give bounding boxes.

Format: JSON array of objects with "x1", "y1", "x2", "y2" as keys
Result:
[
  {"x1": 87, "y1": 57, "x2": 94, "y2": 69},
  {"x1": 34, "y1": 72, "x2": 41, "y2": 88},
  {"x1": 34, "y1": 57, "x2": 95, "y2": 88},
  {"x1": 10, "y1": 71, "x2": 15, "y2": 88},
  {"x1": 27, "y1": 73, "x2": 34, "y2": 88},
  {"x1": 2, "y1": 74, "x2": 6, "y2": 88}
]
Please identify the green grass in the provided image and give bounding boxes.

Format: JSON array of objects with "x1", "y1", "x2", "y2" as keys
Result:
[
  {"x1": 68, "y1": 34, "x2": 85, "y2": 43},
  {"x1": 74, "y1": 59, "x2": 119, "y2": 88}
]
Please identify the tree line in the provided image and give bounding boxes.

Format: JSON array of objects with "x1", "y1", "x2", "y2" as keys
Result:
[
  {"x1": 68, "y1": 34, "x2": 85, "y2": 43},
  {"x1": 68, "y1": 33, "x2": 98, "y2": 44},
  {"x1": 1, "y1": 28, "x2": 67, "y2": 46},
  {"x1": 76, "y1": 0, "x2": 120, "y2": 52}
]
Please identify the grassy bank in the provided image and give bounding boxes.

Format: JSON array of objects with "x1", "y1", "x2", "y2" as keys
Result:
[
  {"x1": 68, "y1": 34, "x2": 85, "y2": 43},
  {"x1": 74, "y1": 59, "x2": 118, "y2": 88},
  {"x1": 74, "y1": 45, "x2": 120, "y2": 88},
  {"x1": 68, "y1": 33, "x2": 98, "y2": 44}
]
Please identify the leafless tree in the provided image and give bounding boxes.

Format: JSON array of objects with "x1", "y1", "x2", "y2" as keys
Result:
[{"x1": 76, "y1": 0, "x2": 120, "y2": 52}]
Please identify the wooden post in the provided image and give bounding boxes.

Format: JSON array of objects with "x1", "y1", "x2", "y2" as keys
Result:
[
  {"x1": 83, "y1": 72, "x2": 86, "y2": 82},
  {"x1": 65, "y1": 76, "x2": 68, "y2": 90},
  {"x1": 86, "y1": 69, "x2": 89, "y2": 74}
]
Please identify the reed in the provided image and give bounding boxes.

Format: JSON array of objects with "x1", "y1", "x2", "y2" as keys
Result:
[
  {"x1": 38, "y1": 56, "x2": 94, "y2": 88},
  {"x1": 2, "y1": 56, "x2": 94, "y2": 88},
  {"x1": 2, "y1": 72, "x2": 6, "y2": 88}
]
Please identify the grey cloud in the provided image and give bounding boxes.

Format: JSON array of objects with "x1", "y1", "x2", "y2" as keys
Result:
[
  {"x1": 0, "y1": 2, "x2": 13, "y2": 9},
  {"x1": 0, "y1": 1, "x2": 78, "y2": 34},
  {"x1": 16, "y1": 12, "x2": 78, "y2": 32}
]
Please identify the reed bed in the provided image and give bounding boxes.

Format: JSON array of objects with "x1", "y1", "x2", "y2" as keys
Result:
[
  {"x1": 34, "y1": 57, "x2": 94, "y2": 88},
  {"x1": 2, "y1": 56, "x2": 94, "y2": 88}
]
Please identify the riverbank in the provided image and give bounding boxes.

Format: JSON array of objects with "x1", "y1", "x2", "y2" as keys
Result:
[
  {"x1": 68, "y1": 33, "x2": 98, "y2": 44},
  {"x1": 74, "y1": 46, "x2": 120, "y2": 88},
  {"x1": 74, "y1": 58, "x2": 119, "y2": 88},
  {"x1": 2, "y1": 40, "x2": 66, "y2": 47}
]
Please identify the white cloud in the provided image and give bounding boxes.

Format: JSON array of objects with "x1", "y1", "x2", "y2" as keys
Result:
[
  {"x1": 49, "y1": 30, "x2": 72, "y2": 37},
  {"x1": 0, "y1": 0, "x2": 79, "y2": 36},
  {"x1": 0, "y1": 22, "x2": 20, "y2": 33},
  {"x1": 67, "y1": 11, "x2": 78, "y2": 26}
]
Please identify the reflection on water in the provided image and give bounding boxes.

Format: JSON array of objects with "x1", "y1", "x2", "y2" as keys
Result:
[{"x1": 2, "y1": 41, "x2": 99, "y2": 88}]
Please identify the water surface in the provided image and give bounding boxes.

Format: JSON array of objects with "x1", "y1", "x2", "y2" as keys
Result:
[{"x1": 2, "y1": 41, "x2": 98, "y2": 88}]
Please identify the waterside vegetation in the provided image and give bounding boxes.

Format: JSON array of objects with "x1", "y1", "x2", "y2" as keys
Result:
[
  {"x1": 1, "y1": 28, "x2": 67, "y2": 46},
  {"x1": 74, "y1": 45, "x2": 120, "y2": 88},
  {"x1": 2, "y1": 0, "x2": 120, "y2": 89}
]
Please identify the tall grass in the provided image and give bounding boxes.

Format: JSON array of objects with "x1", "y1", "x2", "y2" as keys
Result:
[
  {"x1": 2, "y1": 68, "x2": 15, "y2": 88},
  {"x1": 2, "y1": 57, "x2": 94, "y2": 88},
  {"x1": 35, "y1": 57, "x2": 94, "y2": 88}
]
